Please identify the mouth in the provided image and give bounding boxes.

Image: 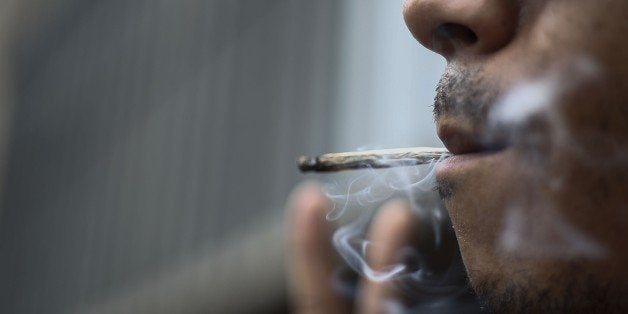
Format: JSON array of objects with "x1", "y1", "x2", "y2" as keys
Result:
[{"x1": 435, "y1": 116, "x2": 512, "y2": 200}]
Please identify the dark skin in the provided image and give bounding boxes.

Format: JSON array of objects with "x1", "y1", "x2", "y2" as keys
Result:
[{"x1": 287, "y1": 0, "x2": 628, "y2": 312}]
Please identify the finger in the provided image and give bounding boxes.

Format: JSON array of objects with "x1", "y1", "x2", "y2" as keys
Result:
[
  {"x1": 285, "y1": 181, "x2": 351, "y2": 314},
  {"x1": 356, "y1": 199, "x2": 417, "y2": 314}
]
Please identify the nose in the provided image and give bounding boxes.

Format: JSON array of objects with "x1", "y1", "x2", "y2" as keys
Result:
[{"x1": 403, "y1": 0, "x2": 519, "y2": 60}]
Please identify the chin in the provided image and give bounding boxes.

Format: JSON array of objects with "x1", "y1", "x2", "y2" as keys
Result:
[{"x1": 468, "y1": 257, "x2": 628, "y2": 314}]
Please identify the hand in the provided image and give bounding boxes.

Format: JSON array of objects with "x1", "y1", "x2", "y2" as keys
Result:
[{"x1": 286, "y1": 181, "x2": 418, "y2": 314}]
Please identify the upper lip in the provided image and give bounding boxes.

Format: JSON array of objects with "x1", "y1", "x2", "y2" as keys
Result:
[{"x1": 437, "y1": 117, "x2": 509, "y2": 155}]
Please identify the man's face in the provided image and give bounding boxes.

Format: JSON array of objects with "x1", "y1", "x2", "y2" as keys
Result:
[{"x1": 404, "y1": 0, "x2": 628, "y2": 312}]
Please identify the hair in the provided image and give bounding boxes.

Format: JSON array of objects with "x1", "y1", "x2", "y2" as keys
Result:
[
  {"x1": 474, "y1": 270, "x2": 628, "y2": 313},
  {"x1": 433, "y1": 66, "x2": 497, "y2": 126}
]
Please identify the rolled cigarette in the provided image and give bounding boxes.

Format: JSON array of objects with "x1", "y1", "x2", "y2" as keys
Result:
[{"x1": 297, "y1": 147, "x2": 450, "y2": 172}]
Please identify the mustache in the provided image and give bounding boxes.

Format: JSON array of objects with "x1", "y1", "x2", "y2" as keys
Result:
[{"x1": 433, "y1": 66, "x2": 498, "y2": 126}]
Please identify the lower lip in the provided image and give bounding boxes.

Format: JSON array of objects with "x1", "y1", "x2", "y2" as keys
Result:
[{"x1": 437, "y1": 149, "x2": 511, "y2": 178}]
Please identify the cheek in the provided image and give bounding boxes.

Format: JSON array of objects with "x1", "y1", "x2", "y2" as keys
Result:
[
  {"x1": 547, "y1": 75, "x2": 628, "y2": 230},
  {"x1": 547, "y1": 118, "x2": 628, "y2": 269},
  {"x1": 558, "y1": 77, "x2": 628, "y2": 165}
]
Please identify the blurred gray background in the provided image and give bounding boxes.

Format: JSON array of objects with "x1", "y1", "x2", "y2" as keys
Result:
[{"x1": 0, "y1": 0, "x2": 444, "y2": 313}]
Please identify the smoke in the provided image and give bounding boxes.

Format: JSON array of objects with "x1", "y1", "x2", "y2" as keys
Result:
[
  {"x1": 322, "y1": 158, "x2": 483, "y2": 312},
  {"x1": 499, "y1": 206, "x2": 607, "y2": 259},
  {"x1": 323, "y1": 158, "x2": 438, "y2": 221}
]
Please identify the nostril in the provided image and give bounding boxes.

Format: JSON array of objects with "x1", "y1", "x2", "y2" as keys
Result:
[
  {"x1": 431, "y1": 23, "x2": 478, "y2": 57},
  {"x1": 434, "y1": 23, "x2": 478, "y2": 45}
]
